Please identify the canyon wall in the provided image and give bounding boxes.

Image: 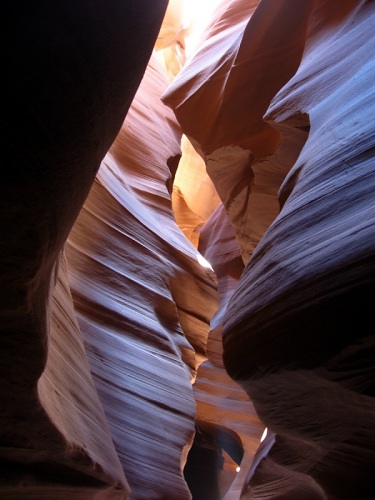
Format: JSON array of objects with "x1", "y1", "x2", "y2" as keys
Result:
[
  {"x1": 1, "y1": 1, "x2": 169, "y2": 498},
  {"x1": 1, "y1": 0, "x2": 374, "y2": 499},
  {"x1": 164, "y1": 0, "x2": 375, "y2": 498},
  {"x1": 65, "y1": 51, "x2": 219, "y2": 499}
]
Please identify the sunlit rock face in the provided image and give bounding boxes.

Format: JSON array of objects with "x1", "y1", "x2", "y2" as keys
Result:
[
  {"x1": 2, "y1": 0, "x2": 375, "y2": 499},
  {"x1": 192, "y1": 204, "x2": 265, "y2": 499},
  {"x1": 38, "y1": 251, "x2": 127, "y2": 488},
  {"x1": 154, "y1": 0, "x2": 187, "y2": 81},
  {"x1": 66, "y1": 51, "x2": 219, "y2": 499},
  {"x1": 164, "y1": 0, "x2": 375, "y2": 498},
  {"x1": 163, "y1": 0, "x2": 310, "y2": 264},
  {"x1": 1, "y1": 1, "x2": 168, "y2": 498},
  {"x1": 172, "y1": 135, "x2": 222, "y2": 248}
]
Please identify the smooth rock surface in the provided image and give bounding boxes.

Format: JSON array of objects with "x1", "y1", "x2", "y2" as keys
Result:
[
  {"x1": 2, "y1": 0, "x2": 375, "y2": 498},
  {"x1": 164, "y1": 0, "x2": 375, "y2": 498},
  {"x1": 66, "y1": 52, "x2": 219, "y2": 499},
  {"x1": 1, "y1": 1, "x2": 168, "y2": 497}
]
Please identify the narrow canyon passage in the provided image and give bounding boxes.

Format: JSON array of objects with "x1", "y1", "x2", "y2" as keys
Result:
[{"x1": 2, "y1": 1, "x2": 374, "y2": 499}]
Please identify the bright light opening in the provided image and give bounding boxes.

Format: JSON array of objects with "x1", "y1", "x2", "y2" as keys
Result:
[
  {"x1": 197, "y1": 253, "x2": 214, "y2": 271},
  {"x1": 260, "y1": 427, "x2": 268, "y2": 443},
  {"x1": 236, "y1": 466, "x2": 241, "y2": 472},
  {"x1": 182, "y1": 0, "x2": 224, "y2": 56}
]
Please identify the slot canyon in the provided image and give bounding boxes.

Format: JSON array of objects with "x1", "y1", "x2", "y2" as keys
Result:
[{"x1": 2, "y1": 0, "x2": 374, "y2": 498}]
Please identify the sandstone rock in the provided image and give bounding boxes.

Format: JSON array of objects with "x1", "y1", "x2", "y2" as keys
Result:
[
  {"x1": 66, "y1": 52, "x2": 219, "y2": 499},
  {"x1": 164, "y1": 0, "x2": 375, "y2": 497},
  {"x1": 1, "y1": 1, "x2": 168, "y2": 497},
  {"x1": 2, "y1": 0, "x2": 374, "y2": 498}
]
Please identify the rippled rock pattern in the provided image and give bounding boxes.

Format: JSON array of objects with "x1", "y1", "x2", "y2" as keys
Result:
[
  {"x1": 2, "y1": 0, "x2": 375, "y2": 499},
  {"x1": 2, "y1": 1, "x2": 168, "y2": 498},
  {"x1": 66, "y1": 52, "x2": 219, "y2": 499},
  {"x1": 165, "y1": 0, "x2": 375, "y2": 498}
]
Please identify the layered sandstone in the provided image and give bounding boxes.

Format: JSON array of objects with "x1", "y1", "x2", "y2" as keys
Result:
[
  {"x1": 164, "y1": 0, "x2": 375, "y2": 498},
  {"x1": 1, "y1": 1, "x2": 168, "y2": 497},
  {"x1": 2, "y1": 0, "x2": 374, "y2": 499},
  {"x1": 65, "y1": 52, "x2": 219, "y2": 499}
]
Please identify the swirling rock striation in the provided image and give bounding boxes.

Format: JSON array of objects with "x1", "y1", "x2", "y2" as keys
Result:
[
  {"x1": 1, "y1": 1, "x2": 168, "y2": 498},
  {"x1": 164, "y1": 0, "x2": 375, "y2": 498},
  {"x1": 222, "y1": 2, "x2": 375, "y2": 498},
  {"x1": 66, "y1": 52, "x2": 219, "y2": 499},
  {"x1": 2, "y1": 0, "x2": 375, "y2": 498}
]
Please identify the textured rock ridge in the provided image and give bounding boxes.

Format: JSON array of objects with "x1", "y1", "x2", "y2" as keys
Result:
[
  {"x1": 222, "y1": 1, "x2": 375, "y2": 498},
  {"x1": 66, "y1": 52, "x2": 219, "y2": 499},
  {"x1": 2, "y1": 0, "x2": 375, "y2": 498},
  {"x1": 2, "y1": 1, "x2": 168, "y2": 497},
  {"x1": 164, "y1": 0, "x2": 375, "y2": 498},
  {"x1": 163, "y1": 0, "x2": 313, "y2": 264},
  {"x1": 191, "y1": 204, "x2": 265, "y2": 499}
]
